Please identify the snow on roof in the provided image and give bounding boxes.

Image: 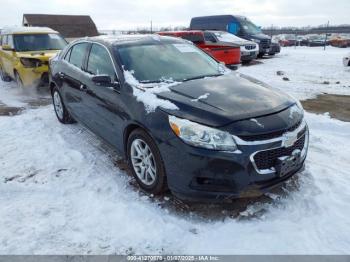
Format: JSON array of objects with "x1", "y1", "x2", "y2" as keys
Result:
[
  {"x1": 91, "y1": 34, "x2": 151, "y2": 44},
  {"x1": 90, "y1": 34, "x2": 177, "y2": 45},
  {"x1": 1, "y1": 26, "x2": 58, "y2": 35}
]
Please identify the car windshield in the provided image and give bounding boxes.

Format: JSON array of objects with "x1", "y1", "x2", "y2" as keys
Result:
[
  {"x1": 116, "y1": 42, "x2": 223, "y2": 83},
  {"x1": 213, "y1": 32, "x2": 245, "y2": 42},
  {"x1": 237, "y1": 18, "x2": 262, "y2": 35},
  {"x1": 13, "y1": 33, "x2": 67, "y2": 52}
]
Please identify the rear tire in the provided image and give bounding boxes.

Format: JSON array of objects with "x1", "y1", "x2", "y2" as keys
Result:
[
  {"x1": 52, "y1": 87, "x2": 75, "y2": 124},
  {"x1": 127, "y1": 128, "x2": 167, "y2": 195},
  {"x1": 0, "y1": 64, "x2": 11, "y2": 82}
]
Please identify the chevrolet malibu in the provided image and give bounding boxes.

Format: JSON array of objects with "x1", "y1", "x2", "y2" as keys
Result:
[{"x1": 49, "y1": 35, "x2": 309, "y2": 201}]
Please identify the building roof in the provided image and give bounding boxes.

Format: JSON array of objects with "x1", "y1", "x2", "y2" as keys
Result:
[
  {"x1": 1, "y1": 26, "x2": 58, "y2": 35},
  {"x1": 22, "y1": 14, "x2": 99, "y2": 38}
]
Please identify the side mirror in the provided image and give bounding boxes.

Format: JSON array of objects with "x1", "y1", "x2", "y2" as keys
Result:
[
  {"x1": 91, "y1": 74, "x2": 120, "y2": 90},
  {"x1": 2, "y1": 44, "x2": 14, "y2": 51},
  {"x1": 91, "y1": 74, "x2": 112, "y2": 85}
]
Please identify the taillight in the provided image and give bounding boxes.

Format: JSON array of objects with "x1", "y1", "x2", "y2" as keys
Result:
[{"x1": 20, "y1": 58, "x2": 42, "y2": 68}]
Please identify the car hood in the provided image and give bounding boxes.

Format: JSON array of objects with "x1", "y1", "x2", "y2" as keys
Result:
[
  {"x1": 158, "y1": 72, "x2": 295, "y2": 127},
  {"x1": 220, "y1": 39, "x2": 255, "y2": 46},
  {"x1": 251, "y1": 33, "x2": 271, "y2": 40}
]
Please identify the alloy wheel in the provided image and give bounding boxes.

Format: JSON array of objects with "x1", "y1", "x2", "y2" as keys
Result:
[
  {"x1": 53, "y1": 91, "x2": 64, "y2": 120},
  {"x1": 130, "y1": 138, "x2": 157, "y2": 186}
]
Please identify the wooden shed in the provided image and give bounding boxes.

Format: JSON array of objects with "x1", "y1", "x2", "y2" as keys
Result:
[{"x1": 22, "y1": 14, "x2": 99, "y2": 40}]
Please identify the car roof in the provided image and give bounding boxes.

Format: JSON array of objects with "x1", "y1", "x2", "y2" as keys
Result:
[
  {"x1": 79, "y1": 34, "x2": 187, "y2": 47},
  {"x1": 1, "y1": 26, "x2": 58, "y2": 35},
  {"x1": 158, "y1": 30, "x2": 204, "y2": 35}
]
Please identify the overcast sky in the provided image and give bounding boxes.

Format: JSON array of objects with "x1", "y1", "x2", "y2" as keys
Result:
[{"x1": 1, "y1": 0, "x2": 349, "y2": 30}]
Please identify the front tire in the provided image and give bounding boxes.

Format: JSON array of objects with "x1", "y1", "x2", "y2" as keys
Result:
[
  {"x1": 14, "y1": 71, "x2": 24, "y2": 88},
  {"x1": 52, "y1": 87, "x2": 75, "y2": 124},
  {"x1": 127, "y1": 129, "x2": 167, "y2": 195},
  {"x1": 0, "y1": 64, "x2": 11, "y2": 82}
]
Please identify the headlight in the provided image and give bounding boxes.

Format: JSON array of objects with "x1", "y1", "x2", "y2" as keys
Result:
[
  {"x1": 20, "y1": 58, "x2": 42, "y2": 68},
  {"x1": 169, "y1": 115, "x2": 237, "y2": 151}
]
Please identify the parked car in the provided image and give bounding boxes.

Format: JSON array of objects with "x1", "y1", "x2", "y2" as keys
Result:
[
  {"x1": 0, "y1": 27, "x2": 67, "y2": 87},
  {"x1": 269, "y1": 42, "x2": 281, "y2": 55},
  {"x1": 298, "y1": 36, "x2": 310, "y2": 46},
  {"x1": 49, "y1": 35, "x2": 309, "y2": 202},
  {"x1": 343, "y1": 53, "x2": 350, "y2": 67},
  {"x1": 307, "y1": 35, "x2": 328, "y2": 47},
  {"x1": 330, "y1": 37, "x2": 350, "y2": 48},
  {"x1": 202, "y1": 31, "x2": 258, "y2": 64},
  {"x1": 190, "y1": 15, "x2": 274, "y2": 57},
  {"x1": 279, "y1": 35, "x2": 299, "y2": 47},
  {"x1": 157, "y1": 31, "x2": 241, "y2": 68}
]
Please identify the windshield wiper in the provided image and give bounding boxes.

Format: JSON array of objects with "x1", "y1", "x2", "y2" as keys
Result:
[
  {"x1": 139, "y1": 80, "x2": 163, "y2": 84},
  {"x1": 182, "y1": 74, "x2": 223, "y2": 82}
]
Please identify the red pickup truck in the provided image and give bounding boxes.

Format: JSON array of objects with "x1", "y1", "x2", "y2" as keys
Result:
[{"x1": 157, "y1": 31, "x2": 241, "y2": 68}]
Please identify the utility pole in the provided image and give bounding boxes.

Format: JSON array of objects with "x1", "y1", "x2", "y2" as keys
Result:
[
  {"x1": 324, "y1": 21, "x2": 329, "y2": 50},
  {"x1": 270, "y1": 24, "x2": 273, "y2": 39},
  {"x1": 150, "y1": 20, "x2": 153, "y2": 34}
]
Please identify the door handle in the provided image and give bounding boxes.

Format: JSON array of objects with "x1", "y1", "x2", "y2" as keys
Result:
[
  {"x1": 58, "y1": 72, "x2": 65, "y2": 79},
  {"x1": 80, "y1": 84, "x2": 87, "y2": 92}
]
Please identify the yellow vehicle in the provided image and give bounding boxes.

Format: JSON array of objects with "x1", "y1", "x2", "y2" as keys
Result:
[{"x1": 0, "y1": 27, "x2": 67, "y2": 87}]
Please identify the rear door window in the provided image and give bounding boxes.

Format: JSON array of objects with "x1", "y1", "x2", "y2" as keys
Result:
[
  {"x1": 87, "y1": 44, "x2": 116, "y2": 80},
  {"x1": 204, "y1": 32, "x2": 216, "y2": 42},
  {"x1": 64, "y1": 48, "x2": 72, "y2": 61},
  {"x1": 181, "y1": 33, "x2": 204, "y2": 43},
  {"x1": 69, "y1": 43, "x2": 89, "y2": 69}
]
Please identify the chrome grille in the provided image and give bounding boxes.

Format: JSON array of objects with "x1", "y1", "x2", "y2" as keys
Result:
[
  {"x1": 253, "y1": 135, "x2": 306, "y2": 170},
  {"x1": 245, "y1": 45, "x2": 256, "y2": 50}
]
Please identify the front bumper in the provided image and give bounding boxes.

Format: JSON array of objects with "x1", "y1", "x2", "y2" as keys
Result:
[
  {"x1": 17, "y1": 65, "x2": 50, "y2": 87},
  {"x1": 159, "y1": 119, "x2": 309, "y2": 202},
  {"x1": 241, "y1": 50, "x2": 258, "y2": 61}
]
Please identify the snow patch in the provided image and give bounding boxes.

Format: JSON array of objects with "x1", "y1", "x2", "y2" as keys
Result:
[
  {"x1": 123, "y1": 70, "x2": 179, "y2": 113},
  {"x1": 191, "y1": 93, "x2": 210, "y2": 102}
]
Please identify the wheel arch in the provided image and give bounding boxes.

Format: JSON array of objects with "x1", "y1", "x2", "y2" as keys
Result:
[
  {"x1": 123, "y1": 122, "x2": 158, "y2": 157},
  {"x1": 49, "y1": 81, "x2": 57, "y2": 94},
  {"x1": 123, "y1": 123, "x2": 143, "y2": 156}
]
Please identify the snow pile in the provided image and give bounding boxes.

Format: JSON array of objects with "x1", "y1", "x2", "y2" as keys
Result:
[
  {"x1": 123, "y1": 70, "x2": 179, "y2": 113},
  {"x1": 0, "y1": 105, "x2": 350, "y2": 254}
]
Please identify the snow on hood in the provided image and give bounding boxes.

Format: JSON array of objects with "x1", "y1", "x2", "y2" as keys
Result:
[{"x1": 123, "y1": 70, "x2": 180, "y2": 113}]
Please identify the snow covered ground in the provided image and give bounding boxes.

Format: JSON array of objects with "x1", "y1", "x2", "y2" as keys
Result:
[
  {"x1": 240, "y1": 46, "x2": 350, "y2": 100},
  {"x1": 0, "y1": 46, "x2": 350, "y2": 255}
]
